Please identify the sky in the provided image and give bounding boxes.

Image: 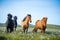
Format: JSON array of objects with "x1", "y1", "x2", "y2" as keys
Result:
[{"x1": 0, "y1": 0, "x2": 60, "y2": 25}]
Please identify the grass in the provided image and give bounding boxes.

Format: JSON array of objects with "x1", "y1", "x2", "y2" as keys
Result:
[{"x1": 0, "y1": 26, "x2": 60, "y2": 40}]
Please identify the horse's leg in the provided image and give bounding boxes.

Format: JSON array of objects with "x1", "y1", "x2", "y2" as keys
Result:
[
  {"x1": 22, "y1": 27, "x2": 25, "y2": 33},
  {"x1": 33, "y1": 27, "x2": 37, "y2": 32},
  {"x1": 25, "y1": 24, "x2": 29, "y2": 33},
  {"x1": 10, "y1": 27, "x2": 13, "y2": 33},
  {"x1": 22, "y1": 25, "x2": 24, "y2": 32},
  {"x1": 40, "y1": 29, "x2": 43, "y2": 33},
  {"x1": 39, "y1": 26, "x2": 44, "y2": 33},
  {"x1": 14, "y1": 27, "x2": 16, "y2": 31},
  {"x1": 33, "y1": 27, "x2": 35, "y2": 32},
  {"x1": 13, "y1": 25, "x2": 15, "y2": 31},
  {"x1": 40, "y1": 29, "x2": 45, "y2": 33},
  {"x1": 35, "y1": 29, "x2": 37, "y2": 32},
  {"x1": 40, "y1": 28, "x2": 44, "y2": 33},
  {"x1": 25, "y1": 28, "x2": 28, "y2": 33},
  {"x1": 24, "y1": 28, "x2": 25, "y2": 33},
  {"x1": 43, "y1": 26, "x2": 46, "y2": 33},
  {"x1": 6, "y1": 26, "x2": 9, "y2": 33},
  {"x1": 35, "y1": 27, "x2": 38, "y2": 32},
  {"x1": 15, "y1": 26, "x2": 16, "y2": 31}
]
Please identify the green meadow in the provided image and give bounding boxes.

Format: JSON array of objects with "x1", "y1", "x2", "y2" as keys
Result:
[{"x1": 0, "y1": 23, "x2": 60, "y2": 40}]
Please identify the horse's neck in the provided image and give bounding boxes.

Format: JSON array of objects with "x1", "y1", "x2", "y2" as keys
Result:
[
  {"x1": 41, "y1": 19, "x2": 47, "y2": 24},
  {"x1": 24, "y1": 19, "x2": 29, "y2": 24}
]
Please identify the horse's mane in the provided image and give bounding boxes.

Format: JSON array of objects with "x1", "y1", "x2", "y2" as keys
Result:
[
  {"x1": 41, "y1": 17, "x2": 48, "y2": 23},
  {"x1": 22, "y1": 16, "x2": 26, "y2": 21},
  {"x1": 22, "y1": 14, "x2": 31, "y2": 21},
  {"x1": 35, "y1": 20, "x2": 40, "y2": 24}
]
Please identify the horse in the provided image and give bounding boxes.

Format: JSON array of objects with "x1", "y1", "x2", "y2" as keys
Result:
[
  {"x1": 33, "y1": 17, "x2": 48, "y2": 33},
  {"x1": 21, "y1": 14, "x2": 32, "y2": 33},
  {"x1": 6, "y1": 13, "x2": 14, "y2": 33},
  {"x1": 13, "y1": 16, "x2": 17, "y2": 31}
]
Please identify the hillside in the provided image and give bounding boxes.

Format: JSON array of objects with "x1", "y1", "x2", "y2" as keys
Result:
[
  {"x1": 0, "y1": 23, "x2": 60, "y2": 40},
  {"x1": 0, "y1": 23, "x2": 6, "y2": 27},
  {"x1": 0, "y1": 23, "x2": 21, "y2": 27},
  {"x1": 47, "y1": 24, "x2": 60, "y2": 29},
  {"x1": 0, "y1": 23, "x2": 60, "y2": 28}
]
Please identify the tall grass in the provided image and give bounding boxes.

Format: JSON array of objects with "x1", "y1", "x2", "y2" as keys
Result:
[{"x1": 0, "y1": 26, "x2": 60, "y2": 40}]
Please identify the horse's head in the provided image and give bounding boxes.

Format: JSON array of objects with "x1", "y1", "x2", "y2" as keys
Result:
[
  {"x1": 22, "y1": 14, "x2": 32, "y2": 23},
  {"x1": 7, "y1": 13, "x2": 12, "y2": 20},
  {"x1": 27, "y1": 14, "x2": 32, "y2": 23},
  {"x1": 27, "y1": 16, "x2": 32, "y2": 23},
  {"x1": 42, "y1": 17, "x2": 48, "y2": 22},
  {"x1": 14, "y1": 16, "x2": 17, "y2": 20}
]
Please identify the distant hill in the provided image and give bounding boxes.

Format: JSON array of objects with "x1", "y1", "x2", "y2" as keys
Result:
[
  {"x1": 0, "y1": 23, "x2": 21, "y2": 27},
  {"x1": 0, "y1": 23, "x2": 6, "y2": 27},
  {"x1": 47, "y1": 24, "x2": 60, "y2": 29},
  {"x1": 0, "y1": 23, "x2": 60, "y2": 28}
]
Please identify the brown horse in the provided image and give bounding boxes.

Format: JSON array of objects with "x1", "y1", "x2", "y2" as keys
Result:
[
  {"x1": 21, "y1": 14, "x2": 32, "y2": 33},
  {"x1": 33, "y1": 17, "x2": 48, "y2": 33}
]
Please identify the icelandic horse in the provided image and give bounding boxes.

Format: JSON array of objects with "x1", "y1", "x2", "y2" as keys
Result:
[
  {"x1": 21, "y1": 14, "x2": 32, "y2": 33},
  {"x1": 33, "y1": 17, "x2": 48, "y2": 33}
]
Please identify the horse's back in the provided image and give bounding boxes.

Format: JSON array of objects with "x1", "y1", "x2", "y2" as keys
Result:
[{"x1": 35, "y1": 19, "x2": 46, "y2": 28}]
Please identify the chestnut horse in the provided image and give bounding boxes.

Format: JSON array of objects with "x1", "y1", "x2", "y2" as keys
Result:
[
  {"x1": 33, "y1": 17, "x2": 48, "y2": 33},
  {"x1": 21, "y1": 14, "x2": 32, "y2": 33}
]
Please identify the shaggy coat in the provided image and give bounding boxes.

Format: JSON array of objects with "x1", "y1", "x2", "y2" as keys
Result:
[
  {"x1": 33, "y1": 17, "x2": 48, "y2": 33},
  {"x1": 21, "y1": 14, "x2": 32, "y2": 33}
]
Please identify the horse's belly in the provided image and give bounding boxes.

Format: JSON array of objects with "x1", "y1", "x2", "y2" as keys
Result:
[{"x1": 37, "y1": 22, "x2": 44, "y2": 28}]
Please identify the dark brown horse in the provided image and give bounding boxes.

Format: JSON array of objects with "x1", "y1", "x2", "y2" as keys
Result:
[
  {"x1": 6, "y1": 13, "x2": 14, "y2": 33},
  {"x1": 21, "y1": 14, "x2": 32, "y2": 33},
  {"x1": 13, "y1": 16, "x2": 17, "y2": 31},
  {"x1": 33, "y1": 17, "x2": 48, "y2": 33}
]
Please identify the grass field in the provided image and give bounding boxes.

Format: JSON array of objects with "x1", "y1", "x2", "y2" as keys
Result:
[{"x1": 0, "y1": 24, "x2": 60, "y2": 40}]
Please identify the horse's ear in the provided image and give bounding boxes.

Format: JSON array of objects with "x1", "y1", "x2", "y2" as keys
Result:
[{"x1": 27, "y1": 14, "x2": 31, "y2": 18}]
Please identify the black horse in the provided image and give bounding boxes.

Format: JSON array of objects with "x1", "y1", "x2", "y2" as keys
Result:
[
  {"x1": 13, "y1": 16, "x2": 17, "y2": 31},
  {"x1": 6, "y1": 13, "x2": 14, "y2": 33}
]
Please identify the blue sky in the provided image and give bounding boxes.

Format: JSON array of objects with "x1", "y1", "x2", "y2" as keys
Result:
[{"x1": 0, "y1": 0, "x2": 60, "y2": 25}]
